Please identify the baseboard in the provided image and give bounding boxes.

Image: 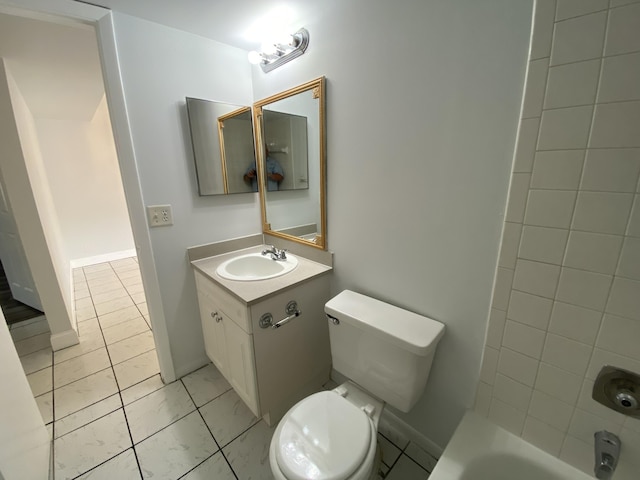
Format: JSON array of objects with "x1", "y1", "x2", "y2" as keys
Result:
[
  {"x1": 50, "y1": 328, "x2": 79, "y2": 351},
  {"x1": 70, "y1": 249, "x2": 137, "y2": 268},
  {"x1": 379, "y1": 409, "x2": 443, "y2": 459}
]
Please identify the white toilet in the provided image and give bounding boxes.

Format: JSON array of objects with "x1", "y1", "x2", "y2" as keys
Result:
[{"x1": 269, "y1": 290, "x2": 445, "y2": 480}]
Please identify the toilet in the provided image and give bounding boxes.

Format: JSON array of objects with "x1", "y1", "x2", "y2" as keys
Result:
[{"x1": 269, "y1": 290, "x2": 445, "y2": 480}]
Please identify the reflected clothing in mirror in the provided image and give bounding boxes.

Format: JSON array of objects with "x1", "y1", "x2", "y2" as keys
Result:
[{"x1": 244, "y1": 157, "x2": 284, "y2": 191}]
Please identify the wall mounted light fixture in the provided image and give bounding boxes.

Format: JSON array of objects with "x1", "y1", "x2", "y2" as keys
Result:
[{"x1": 248, "y1": 28, "x2": 309, "y2": 73}]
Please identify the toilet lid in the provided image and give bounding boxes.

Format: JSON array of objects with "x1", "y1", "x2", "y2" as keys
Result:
[{"x1": 275, "y1": 391, "x2": 372, "y2": 480}]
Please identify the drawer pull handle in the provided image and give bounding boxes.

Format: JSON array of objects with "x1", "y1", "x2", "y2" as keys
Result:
[
  {"x1": 259, "y1": 301, "x2": 301, "y2": 329},
  {"x1": 211, "y1": 311, "x2": 222, "y2": 322}
]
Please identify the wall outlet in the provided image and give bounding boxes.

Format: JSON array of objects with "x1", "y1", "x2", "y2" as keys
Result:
[{"x1": 147, "y1": 205, "x2": 173, "y2": 227}]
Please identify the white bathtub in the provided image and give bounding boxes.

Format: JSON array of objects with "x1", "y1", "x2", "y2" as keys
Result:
[{"x1": 430, "y1": 411, "x2": 593, "y2": 480}]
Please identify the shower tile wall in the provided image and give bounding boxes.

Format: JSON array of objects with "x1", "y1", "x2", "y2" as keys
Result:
[{"x1": 477, "y1": 0, "x2": 640, "y2": 477}]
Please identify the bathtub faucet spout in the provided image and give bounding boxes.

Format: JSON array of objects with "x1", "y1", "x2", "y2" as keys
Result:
[{"x1": 594, "y1": 431, "x2": 620, "y2": 480}]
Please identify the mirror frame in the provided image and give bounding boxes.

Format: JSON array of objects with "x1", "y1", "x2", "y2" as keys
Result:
[
  {"x1": 252, "y1": 76, "x2": 327, "y2": 250},
  {"x1": 216, "y1": 106, "x2": 252, "y2": 194}
]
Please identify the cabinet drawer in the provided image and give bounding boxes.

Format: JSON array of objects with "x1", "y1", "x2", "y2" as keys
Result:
[{"x1": 194, "y1": 271, "x2": 250, "y2": 332}]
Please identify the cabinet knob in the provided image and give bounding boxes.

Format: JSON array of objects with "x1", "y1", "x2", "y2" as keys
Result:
[{"x1": 211, "y1": 311, "x2": 222, "y2": 322}]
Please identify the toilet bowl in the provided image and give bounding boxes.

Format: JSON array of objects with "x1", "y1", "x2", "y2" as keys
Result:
[{"x1": 269, "y1": 290, "x2": 445, "y2": 480}]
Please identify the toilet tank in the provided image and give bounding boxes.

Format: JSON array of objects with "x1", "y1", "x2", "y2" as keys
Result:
[{"x1": 325, "y1": 290, "x2": 445, "y2": 412}]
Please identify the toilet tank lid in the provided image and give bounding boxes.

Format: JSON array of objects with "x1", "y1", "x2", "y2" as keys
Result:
[{"x1": 325, "y1": 290, "x2": 445, "y2": 356}]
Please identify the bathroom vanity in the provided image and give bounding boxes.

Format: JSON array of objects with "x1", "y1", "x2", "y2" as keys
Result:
[{"x1": 191, "y1": 245, "x2": 332, "y2": 425}]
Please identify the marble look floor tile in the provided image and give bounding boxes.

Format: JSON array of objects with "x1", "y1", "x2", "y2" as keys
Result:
[
  {"x1": 102, "y1": 317, "x2": 149, "y2": 345},
  {"x1": 125, "y1": 282, "x2": 144, "y2": 295},
  {"x1": 15, "y1": 332, "x2": 50, "y2": 357},
  {"x1": 182, "y1": 363, "x2": 232, "y2": 408},
  {"x1": 385, "y1": 454, "x2": 430, "y2": 480},
  {"x1": 92, "y1": 287, "x2": 129, "y2": 306},
  {"x1": 76, "y1": 296, "x2": 94, "y2": 310},
  {"x1": 118, "y1": 269, "x2": 141, "y2": 280},
  {"x1": 379, "y1": 433, "x2": 402, "y2": 468},
  {"x1": 181, "y1": 452, "x2": 235, "y2": 480},
  {"x1": 137, "y1": 303, "x2": 148, "y2": 316},
  {"x1": 113, "y1": 349, "x2": 160, "y2": 390},
  {"x1": 135, "y1": 411, "x2": 218, "y2": 479},
  {"x1": 143, "y1": 316, "x2": 152, "y2": 330},
  {"x1": 131, "y1": 292, "x2": 146, "y2": 305},
  {"x1": 54, "y1": 368, "x2": 119, "y2": 419},
  {"x1": 36, "y1": 391, "x2": 53, "y2": 424},
  {"x1": 108, "y1": 331, "x2": 155, "y2": 365},
  {"x1": 88, "y1": 279, "x2": 123, "y2": 294},
  {"x1": 75, "y1": 288, "x2": 90, "y2": 300},
  {"x1": 98, "y1": 305, "x2": 142, "y2": 330},
  {"x1": 56, "y1": 394, "x2": 122, "y2": 438},
  {"x1": 84, "y1": 270, "x2": 117, "y2": 282},
  {"x1": 27, "y1": 366, "x2": 52, "y2": 396},
  {"x1": 125, "y1": 381, "x2": 195, "y2": 444},
  {"x1": 20, "y1": 347, "x2": 52, "y2": 375},
  {"x1": 10, "y1": 316, "x2": 47, "y2": 329},
  {"x1": 76, "y1": 305, "x2": 97, "y2": 322},
  {"x1": 223, "y1": 421, "x2": 275, "y2": 480},
  {"x1": 200, "y1": 389, "x2": 260, "y2": 447},
  {"x1": 54, "y1": 348, "x2": 111, "y2": 388},
  {"x1": 95, "y1": 296, "x2": 136, "y2": 317},
  {"x1": 78, "y1": 318, "x2": 102, "y2": 337},
  {"x1": 10, "y1": 318, "x2": 49, "y2": 342},
  {"x1": 76, "y1": 448, "x2": 141, "y2": 480},
  {"x1": 405, "y1": 442, "x2": 438, "y2": 472},
  {"x1": 84, "y1": 263, "x2": 112, "y2": 274},
  {"x1": 110, "y1": 257, "x2": 137, "y2": 268},
  {"x1": 121, "y1": 374, "x2": 165, "y2": 406},
  {"x1": 54, "y1": 330, "x2": 105, "y2": 364},
  {"x1": 54, "y1": 409, "x2": 131, "y2": 480}
]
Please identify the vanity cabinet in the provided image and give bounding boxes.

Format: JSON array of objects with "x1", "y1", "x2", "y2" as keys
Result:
[{"x1": 194, "y1": 269, "x2": 331, "y2": 424}]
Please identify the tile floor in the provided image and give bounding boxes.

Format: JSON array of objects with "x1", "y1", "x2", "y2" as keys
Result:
[{"x1": 12, "y1": 257, "x2": 436, "y2": 479}]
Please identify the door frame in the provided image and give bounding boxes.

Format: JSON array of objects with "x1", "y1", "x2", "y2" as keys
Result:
[{"x1": 0, "y1": 0, "x2": 176, "y2": 382}]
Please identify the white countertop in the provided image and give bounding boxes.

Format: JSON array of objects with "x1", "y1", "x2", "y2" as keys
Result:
[{"x1": 191, "y1": 245, "x2": 332, "y2": 305}]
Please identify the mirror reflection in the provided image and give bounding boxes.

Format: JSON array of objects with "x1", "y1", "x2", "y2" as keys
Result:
[
  {"x1": 254, "y1": 77, "x2": 326, "y2": 249},
  {"x1": 186, "y1": 98, "x2": 255, "y2": 195}
]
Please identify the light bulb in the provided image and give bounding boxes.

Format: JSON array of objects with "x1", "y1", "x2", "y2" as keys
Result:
[
  {"x1": 260, "y1": 41, "x2": 278, "y2": 55},
  {"x1": 275, "y1": 32, "x2": 294, "y2": 47},
  {"x1": 247, "y1": 51, "x2": 262, "y2": 64}
]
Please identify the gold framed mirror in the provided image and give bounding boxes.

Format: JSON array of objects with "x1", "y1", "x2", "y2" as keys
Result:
[{"x1": 253, "y1": 77, "x2": 326, "y2": 250}]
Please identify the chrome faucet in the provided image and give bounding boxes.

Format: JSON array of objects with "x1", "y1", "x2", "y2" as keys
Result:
[
  {"x1": 594, "y1": 431, "x2": 620, "y2": 480},
  {"x1": 261, "y1": 245, "x2": 287, "y2": 261}
]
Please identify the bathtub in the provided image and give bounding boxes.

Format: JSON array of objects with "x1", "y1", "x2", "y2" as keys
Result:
[{"x1": 430, "y1": 411, "x2": 593, "y2": 480}]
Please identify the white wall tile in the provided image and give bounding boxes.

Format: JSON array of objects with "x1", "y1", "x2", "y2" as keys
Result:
[
  {"x1": 529, "y1": 389, "x2": 575, "y2": 431},
  {"x1": 499, "y1": 222, "x2": 523, "y2": 269},
  {"x1": 617, "y1": 428, "x2": 640, "y2": 480},
  {"x1": 519, "y1": 225, "x2": 569, "y2": 264},
  {"x1": 522, "y1": 416, "x2": 566, "y2": 456},
  {"x1": 555, "y1": 0, "x2": 609, "y2": 21},
  {"x1": 513, "y1": 118, "x2": 540, "y2": 173},
  {"x1": 605, "y1": 3, "x2": 640, "y2": 56},
  {"x1": 549, "y1": 301, "x2": 603, "y2": 345},
  {"x1": 572, "y1": 192, "x2": 634, "y2": 235},
  {"x1": 568, "y1": 408, "x2": 622, "y2": 445},
  {"x1": 513, "y1": 259, "x2": 561, "y2": 298},
  {"x1": 498, "y1": 347, "x2": 540, "y2": 387},
  {"x1": 550, "y1": 12, "x2": 607, "y2": 65},
  {"x1": 535, "y1": 362, "x2": 583, "y2": 404},
  {"x1": 581, "y1": 148, "x2": 640, "y2": 193},
  {"x1": 492, "y1": 267, "x2": 514, "y2": 311},
  {"x1": 531, "y1": 0, "x2": 558, "y2": 60},
  {"x1": 556, "y1": 267, "x2": 612, "y2": 310},
  {"x1": 564, "y1": 231, "x2": 624, "y2": 275},
  {"x1": 577, "y1": 378, "x2": 627, "y2": 425},
  {"x1": 488, "y1": 398, "x2": 526, "y2": 435},
  {"x1": 486, "y1": 309, "x2": 506, "y2": 349},
  {"x1": 587, "y1": 348, "x2": 640, "y2": 380},
  {"x1": 508, "y1": 290, "x2": 554, "y2": 330},
  {"x1": 493, "y1": 374, "x2": 533, "y2": 411},
  {"x1": 559, "y1": 435, "x2": 593, "y2": 476},
  {"x1": 544, "y1": 60, "x2": 600, "y2": 109},
  {"x1": 505, "y1": 173, "x2": 532, "y2": 223},
  {"x1": 597, "y1": 314, "x2": 640, "y2": 360},
  {"x1": 474, "y1": 382, "x2": 493, "y2": 417},
  {"x1": 522, "y1": 58, "x2": 550, "y2": 118},
  {"x1": 590, "y1": 102, "x2": 640, "y2": 148},
  {"x1": 479, "y1": 347, "x2": 499, "y2": 385},
  {"x1": 611, "y1": 0, "x2": 640, "y2": 7},
  {"x1": 537, "y1": 106, "x2": 593, "y2": 150},
  {"x1": 524, "y1": 190, "x2": 576, "y2": 228},
  {"x1": 598, "y1": 52, "x2": 640, "y2": 103},
  {"x1": 617, "y1": 236, "x2": 640, "y2": 280},
  {"x1": 531, "y1": 150, "x2": 585, "y2": 190},
  {"x1": 628, "y1": 196, "x2": 640, "y2": 236},
  {"x1": 542, "y1": 333, "x2": 592, "y2": 375},
  {"x1": 503, "y1": 320, "x2": 546, "y2": 358},
  {"x1": 606, "y1": 277, "x2": 640, "y2": 320}
]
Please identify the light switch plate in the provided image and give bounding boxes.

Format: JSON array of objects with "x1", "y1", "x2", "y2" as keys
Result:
[{"x1": 147, "y1": 205, "x2": 173, "y2": 227}]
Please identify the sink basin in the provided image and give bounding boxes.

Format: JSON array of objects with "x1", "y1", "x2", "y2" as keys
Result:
[{"x1": 216, "y1": 253, "x2": 298, "y2": 281}]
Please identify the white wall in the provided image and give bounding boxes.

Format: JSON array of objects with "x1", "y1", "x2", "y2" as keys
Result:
[
  {"x1": 252, "y1": 0, "x2": 532, "y2": 447},
  {"x1": 477, "y1": 1, "x2": 640, "y2": 477},
  {"x1": 0, "y1": 59, "x2": 76, "y2": 346},
  {"x1": 111, "y1": 12, "x2": 259, "y2": 376},
  {"x1": 34, "y1": 96, "x2": 134, "y2": 264},
  {"x1": 0, "y1": 310, "x2": 49, "y2": 480}
]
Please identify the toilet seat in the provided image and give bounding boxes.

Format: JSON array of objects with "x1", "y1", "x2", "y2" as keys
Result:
[{"x1": 271, "y1": 391, "x2": 375, "y2": 480}]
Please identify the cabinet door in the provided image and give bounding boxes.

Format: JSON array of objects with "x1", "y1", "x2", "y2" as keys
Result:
[
  {"x1": 197, "y1": 291, "x2": 228, "y2": 376},
  {"x1": 223, "y1": 317, "x2": 259, "y2": 416}
]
